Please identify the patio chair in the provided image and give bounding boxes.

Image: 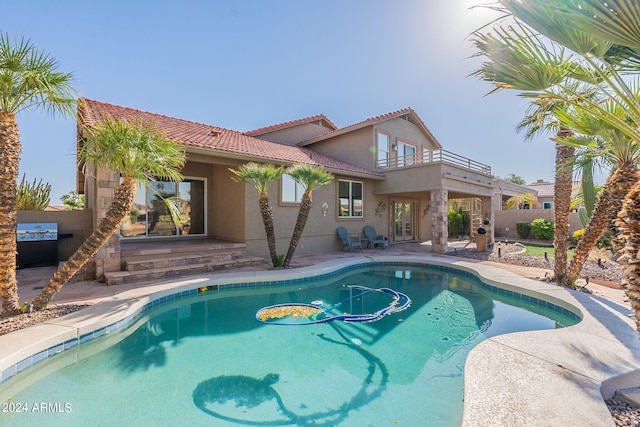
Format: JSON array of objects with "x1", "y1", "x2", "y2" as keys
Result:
[
  {"x1": 363, "y1": 225, "x2": 389, "y2": 249},
  {"x1": 337, "y1": 227, "x2": 363, "y2": 252}
]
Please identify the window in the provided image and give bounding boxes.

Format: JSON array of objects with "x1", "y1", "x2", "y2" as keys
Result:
[
  {"x1": 121, "y1": 177, "x2": 206, "y2": 238},
  {"x1": 377, "y1": 132, "x2": 389, "y2": 167},
  {"x1": 397, "y1": 142, "x2": 416, "y2": 166},
  {"x1": 543, "y1": 202, "x2": 553, "y2": 209},
  {"x1": 338, "y1": 180, "x2": 363, "y2": 217},
  {"x1": 281, "y1": 174, "x2": 304, "y2": 203}
]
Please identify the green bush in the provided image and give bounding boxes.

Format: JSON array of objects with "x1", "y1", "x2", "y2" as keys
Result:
[
  {"x1": 448, "y1": 208, "x2": 464, "y2": 236},
  {"x1": 516, "y1": 222, "x2": 532, "y2": 239},
  {"x1": 572, "y1": 229, "x2": 585, "y2": 243},
  {"x1": 530, "y1": 218, "x2": 554, "y2": 240}
]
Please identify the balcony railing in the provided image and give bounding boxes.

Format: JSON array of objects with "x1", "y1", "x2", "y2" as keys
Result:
[{"x1": 376, "y1": 149, "x2": 492, "y2": 175}]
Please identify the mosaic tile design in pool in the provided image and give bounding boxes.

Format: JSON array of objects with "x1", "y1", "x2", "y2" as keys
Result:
[{"x1": 1, "y1": 261, "x2": 580, "y2": 386}]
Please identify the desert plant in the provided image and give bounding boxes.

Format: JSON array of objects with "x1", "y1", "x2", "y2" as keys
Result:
[
  {"x1": 516, "y1": 222, "x2": 532, "y2": 239},
  {"x1": 573, "y1": 229, "x2": 585, "y2": 243},
  {"x1": 0, "y1": 33, "x2": 76, "y2": 317},
  {"x1": 530, "y1": 218, "x2": 554, "y2": 240},
  {"x1": 32, "y1": 117, "x2": 185, "y2": 310},
  {"x1": 16, "y1": 175, "x2": 51, "y2": 210}
]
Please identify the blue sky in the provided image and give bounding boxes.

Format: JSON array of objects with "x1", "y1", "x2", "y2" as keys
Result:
[{"x1": 4, "y1": 0, "x2": 569, "y2": 203}]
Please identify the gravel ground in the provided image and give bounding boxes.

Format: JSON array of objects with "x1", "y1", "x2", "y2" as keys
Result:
[
  {"x1": 449, "y1": 242, "x2": 623, "y2": 284},
  {"x1": 0, "y1": 304, "x2": 90, "y2": 336}
]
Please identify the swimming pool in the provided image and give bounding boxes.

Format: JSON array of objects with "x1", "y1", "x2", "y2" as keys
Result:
[{"x1": 0, "y1": 262, "x2": 579, "y2": 426}]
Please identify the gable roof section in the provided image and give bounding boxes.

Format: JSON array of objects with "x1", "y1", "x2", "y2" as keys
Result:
[
  {"x1": 298, "y1": 107, "x2": 443, "y2": 148},
  {"x1": 78, "y1": 98, "x2": 383, "y2": 178},
  {"x1": 244, "y1": 114, "x2": 338, "y2": 137}
]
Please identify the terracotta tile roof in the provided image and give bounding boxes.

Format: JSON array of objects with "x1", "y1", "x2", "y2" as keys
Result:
[
  {"x1": 78, "y1": 98, "x2": 383, "y2": 178},
  {"x1": 525, "y1": 180, "x2": 581, "y2": 198},
  {"x1": 298, "y1": 107, "x2": 443, "y2": 148},
  {"x1": 244, "y1": 114, "x2": 338, "y2": 136}
]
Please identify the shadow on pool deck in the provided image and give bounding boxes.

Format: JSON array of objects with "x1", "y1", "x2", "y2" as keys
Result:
[{"x1": 12, "y1": 239, "x2": 629, "y2": 309}]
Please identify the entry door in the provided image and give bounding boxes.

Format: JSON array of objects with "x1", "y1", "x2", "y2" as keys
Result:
[{"x1": 393, "y1": 201, "x2": 416, "y2": 241}]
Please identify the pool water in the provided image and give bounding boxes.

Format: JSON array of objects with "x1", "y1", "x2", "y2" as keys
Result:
[{"x1": 0, "y1": 264, "x2": 578, "y2": 426}]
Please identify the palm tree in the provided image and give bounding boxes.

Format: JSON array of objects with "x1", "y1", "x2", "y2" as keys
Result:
[
  {"x1": 282, "y1": 164, "x2": 333, "y2": 268},
  {"x1": 617, "y1": 183, "x2": 640, "y2": 332},
  {"x1": 229, "y1": 163, "x2": 284, "y2": 267},
  {"x1": 485, "y1": 0, "x2": 640, "y2": 330},
  {"x1": 0, "y1": 33, "x2": 76, "y2": 317},
  {"x1": 32, "y1": 117, "x2": 185, "y2": 310},
  {"x1": 505, "y1": 193, "x2": 540, "y2": 210},
  {"x1": 470, "y1": 24, "x2": 583, "y2": 285},
  {"x1": 558, "y1": 113, "x2": 640, "y2": 282}
]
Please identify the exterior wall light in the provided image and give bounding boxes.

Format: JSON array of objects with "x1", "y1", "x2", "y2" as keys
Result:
[{"x1": 321, "y1": 202, "x2": 329, "y2": 216}]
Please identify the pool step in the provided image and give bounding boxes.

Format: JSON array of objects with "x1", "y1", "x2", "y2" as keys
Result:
[{"x1": 330, "y1": 319, "x2": 380, "y2": 344}]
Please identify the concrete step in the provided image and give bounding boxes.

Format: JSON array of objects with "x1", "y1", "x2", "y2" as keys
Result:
[
  {"x1": 104, "y1": 256, "x2": 266, "y2": 286},
  {"x1": 124, "y1": 250, "x2": 245, "y2": 272}
]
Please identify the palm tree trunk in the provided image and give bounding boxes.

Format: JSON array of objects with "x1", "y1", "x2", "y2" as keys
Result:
[
  {"x1": 616, "y1": 181, "x2": 640, "y2": 333},
  {"x1": 553, "y1": 141, "x2": 574, "y2": 286},
  {"x1": 258, "y1": 195, "x2": 279, "y2": 267},
  {"x1": 32, "y1": 177, "x2": 137, "y2": 310},
  {"x1": 283, "y1": 190, "x2": 312, "y2": 268},
  {"x1": 567, "y1": 164, "x2": 640, "y2": 282},
  {"x1": 0, "y1": 111, "x2": 21, "y2": 317}
]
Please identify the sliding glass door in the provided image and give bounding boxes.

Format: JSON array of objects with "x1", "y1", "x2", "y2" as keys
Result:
[{"x1": 121, "y1": 178, "x2": 206, "y2": 238}]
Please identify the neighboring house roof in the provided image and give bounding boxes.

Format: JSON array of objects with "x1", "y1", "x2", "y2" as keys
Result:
[
  {"x1": 78, "y1": 98, "x2": 383, "y2": 178},
  {"x1": 526, "y1": 181, "x2": 555, "y2": 198},
  {"x1": 244, "y1": 114, "x2": 338, "y2": 137},
  {"x1": 298, "y1": 107, "x2": 443, "y2": 149},
  {"x1": 525, "y1": 179, "x2": 582, "y2": 199}
]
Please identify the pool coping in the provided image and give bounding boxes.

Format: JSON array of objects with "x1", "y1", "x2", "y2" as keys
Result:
[{"x1": 1, "y1": 253, "x2": 639, "y2": 426}]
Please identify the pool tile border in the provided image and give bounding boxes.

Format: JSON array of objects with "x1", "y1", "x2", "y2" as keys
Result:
[{"x1": 0, "y1": 259, "x2": 580, "y2": 386}]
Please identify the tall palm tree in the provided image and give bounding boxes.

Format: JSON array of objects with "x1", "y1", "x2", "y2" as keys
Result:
[
  {"x1": 558, "y1": 114, "x2": 640, "y2": 281},
  {"x1": 32, "y1": 117, "x2": 185, "y2": 310},
  {"x1": 617, "y1": 183, "x2": 640, "y2": 332},
  {"x1": 0, "y1": 33, "x2": 76, "y2": 317},
  {"x1": 229, "y1": 163, "x2": 284, "y2": 267},
  {"x1": 282, "y1": 164, "x2": 333, "y2": 268},
  {"x1": 470, "y1": 24, "x2": 583, "y2": 285},
  {"x1": 487, "y1": 0, "x2": 640, "y2": 330}
]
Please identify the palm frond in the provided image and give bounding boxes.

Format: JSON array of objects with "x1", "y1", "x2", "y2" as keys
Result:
[{"x1": 0, "y1": 32, "x2": 77, "y2": 115}]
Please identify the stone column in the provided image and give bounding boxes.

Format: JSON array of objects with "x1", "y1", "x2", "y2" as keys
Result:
[
  {"x1": 93, "y1": 167, "x2": 122, "y2": 280},
  {"x1": 480, "y1": 196, "x2": 494, "y2": 245},
  {"x1": 430, "y1": 189, "x2": 448, "y2": 254}
]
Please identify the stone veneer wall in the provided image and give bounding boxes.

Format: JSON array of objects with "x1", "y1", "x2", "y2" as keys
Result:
[
  {"x1": 92, "y1": 167, "x2": 122, "y2": 280},
  {"x1": 430, "y1": 189, "x2": 448, "y2": 253}
]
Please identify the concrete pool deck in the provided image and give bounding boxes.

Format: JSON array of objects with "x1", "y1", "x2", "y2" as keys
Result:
[{"x1": 2, "y1": 242, "x2": 639, "y2": 426}]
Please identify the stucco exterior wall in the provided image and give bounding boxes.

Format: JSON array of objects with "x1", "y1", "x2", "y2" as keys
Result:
[
  {"x1": 211, "y1": 166, "x2": 245, "y2": 242},
  {"x1": 17, "y1": 210, "x2": 93, "y2": 261},
  {"x1": 493, "y1": 209, "x2": 581, "y2": 240},
  {"x1": 375, "y1": 117, "x2": 439, "y2": 151},
  {"x1": 244, "y1": 175, "x2": 389, "y2": 258},
  {"x1": 302, "y1": 127, "x2": 374, "y2": 170}
]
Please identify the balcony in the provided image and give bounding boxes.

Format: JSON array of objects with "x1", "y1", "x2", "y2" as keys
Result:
[{"x1": 376, "y1": 149, "x2": 492, "y2": 175}]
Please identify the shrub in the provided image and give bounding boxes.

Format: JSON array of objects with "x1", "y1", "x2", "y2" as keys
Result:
[
  {"x1": 530, "y1": 218, "x2": 554, "y2": 240},
  {"x1": 448, "y1": 208, "x2": 464, "y2": 237},
  {"x1": 572, "y1": 229, "x2": 585, "y2": 243},
  {"x1": 516, "y1": 222, "x2": 532, "y2": 239}
]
